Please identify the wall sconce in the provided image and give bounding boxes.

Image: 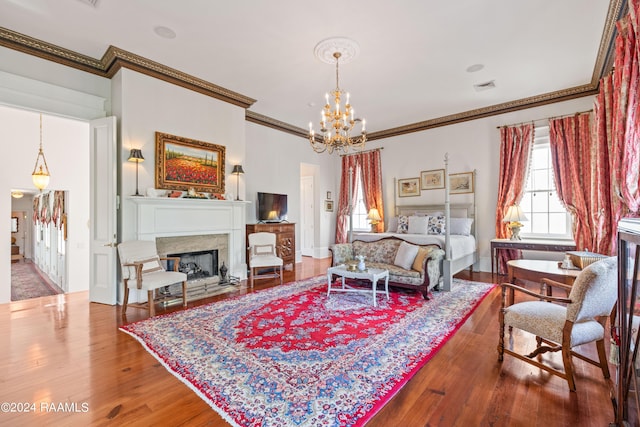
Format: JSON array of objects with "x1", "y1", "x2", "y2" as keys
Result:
[
  {"x1": 128, "y1": 149, "x2": 145, "y2": 196},
  {"x1": 232, "y1": 164, "x2": 245, "y2": 201}
]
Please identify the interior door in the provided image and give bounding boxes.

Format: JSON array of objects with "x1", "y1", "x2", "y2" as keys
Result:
[
  {"x1": 300, "y1": 176, "x2": 314, "y2": 257},
  {"x1": 89, "y1": 116, "x2": 118, "y2": 304}
]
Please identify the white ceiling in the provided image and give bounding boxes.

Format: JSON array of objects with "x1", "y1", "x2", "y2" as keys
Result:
[{"x1": 0, "y1": 0, "x2": 612, "y2": 134}]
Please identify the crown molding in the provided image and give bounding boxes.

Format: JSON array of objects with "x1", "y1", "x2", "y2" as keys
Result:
[
  {"x1": 0, "y1": 27, "x2": 256, "y2": 109},
  {"x1": 0, "y1": 0, "x2": 622, "y2": 140},
  {"x1": 245, "y1": 110, "x2": 308, "y2": 138},
  {"x1": 367, "y1": 84, "x2": 599, "y2": 141}
]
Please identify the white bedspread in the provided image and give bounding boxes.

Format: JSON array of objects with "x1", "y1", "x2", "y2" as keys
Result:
[{"x1": 352, "y1": 232, "x2": 476, "y2": 259}]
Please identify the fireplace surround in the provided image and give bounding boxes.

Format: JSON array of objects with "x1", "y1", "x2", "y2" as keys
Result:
[{"x1": 127, "y1": 197, "x2": 249, "y2": 301}]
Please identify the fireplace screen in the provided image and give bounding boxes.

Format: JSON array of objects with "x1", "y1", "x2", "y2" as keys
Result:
[{"x1": 167, "y1": 249, "x2": 218, "y2": 281}]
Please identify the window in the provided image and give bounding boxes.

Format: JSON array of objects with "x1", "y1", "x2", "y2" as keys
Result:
[
  {"x1": 350, "y1": 169, "x2": 370, "y2": 232},
  {"x1": 519, "y1": 127, "x2": 572, "y2": 239}
]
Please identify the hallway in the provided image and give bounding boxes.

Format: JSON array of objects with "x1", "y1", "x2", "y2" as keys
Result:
[{"x1": 11, "y1": 260, "x2": 63, "y2": 301}]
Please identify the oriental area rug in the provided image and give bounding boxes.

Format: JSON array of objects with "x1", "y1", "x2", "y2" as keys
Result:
[{"x1": 120, "y1": 276, "x2": 495, "y2": 427}]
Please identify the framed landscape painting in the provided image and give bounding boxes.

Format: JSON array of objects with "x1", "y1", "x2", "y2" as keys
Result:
[
  {"x1": 155, "y1": 132, "x2": 226, "y2": 193},
  {"x1": 420, "y1": 169, "x2": 445, "y2": 190},
  {"x1": 449, "y1": 172, "x2": 474, "y2": 194},
  {"x1": 398, "y1": 177, "x2": 421, "y2": 197}
]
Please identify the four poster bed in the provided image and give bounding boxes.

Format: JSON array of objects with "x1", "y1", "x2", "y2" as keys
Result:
[{"x1": 352, "y1": 155, "x2": 478, "y2": 291}]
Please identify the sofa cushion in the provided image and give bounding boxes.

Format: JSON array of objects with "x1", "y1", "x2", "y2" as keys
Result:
[
  {"x1": 412, "y1": 247, "x2": 430, "y2": 272},
  {"x1": 394, "y1": 241, "x2": 419, "y2": 270},
  {"x1": 353, "y1": 239, "x2": 400, "y2": 265},
  {"x1": 367, "y1": 262, "x2": 421, "y2": 279},
  {"x1": 386, "y1": 216, "x2": 399, "y2": 233}
]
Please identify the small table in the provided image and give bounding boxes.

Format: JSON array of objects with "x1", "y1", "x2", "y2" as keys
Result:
[
  {"x1": 326, "y1": 265, "x2": 390, "y2": 307},
  {"x1": 507, "y1": 259, "x2": 581, "y2": 304},
  {"x1": 491, "y1": 238, "x2": 576, "y2": 276}
]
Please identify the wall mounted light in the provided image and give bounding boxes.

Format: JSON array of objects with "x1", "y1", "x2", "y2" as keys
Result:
[
  {"x1": 128, "y1": 149, "x2": 145, "y2": 196},
  {"x1": 232, "y1": 164, "x2": 245, "y2": 201}
]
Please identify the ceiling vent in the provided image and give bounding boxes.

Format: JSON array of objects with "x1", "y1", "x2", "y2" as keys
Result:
[
  {"x1": 473, "y1": 80, "x2": 496, "y2": 92},
  {"x1": 77, "y1": 0, "x2": 99, "y2": 7}
]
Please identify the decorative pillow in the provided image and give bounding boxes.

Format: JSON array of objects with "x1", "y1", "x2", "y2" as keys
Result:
[
  {"x1": 394, "y1": 241, "x2": 419, "y2": 270},
  {"x1": 412, "y1": 247, "x2": 430, "y2": 273},
  {"x1": 396, "y1": 215, "x2": 409, "y2": 234},
  {"x1": 427, "y1": 215, "x2": 446, "y2": 235},
  {"x1": 386, "y1": 216, "x2": 399, "y2": 233},
  {"x1": 408, "y1": 215, "x2": 429, "y2": 234},
  {"x1": 450, "y1": 218, "x2": 474, "y2": 236}
]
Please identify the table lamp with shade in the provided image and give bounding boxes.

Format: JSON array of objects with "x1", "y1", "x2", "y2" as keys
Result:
[
  {"x1": 503, "y1": 205, "x2": 528, "y2": 240},
  {"x1": 232, "y1": 164, "x2": 244, "y2": 201},
  {"x1": 367, "y1": 208, "x2": 382, "y2": 232}
]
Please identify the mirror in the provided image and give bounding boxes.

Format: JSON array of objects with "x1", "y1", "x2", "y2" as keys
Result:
[{"x1": 11, "y1": 217, "x2": 18, "y2": 233}]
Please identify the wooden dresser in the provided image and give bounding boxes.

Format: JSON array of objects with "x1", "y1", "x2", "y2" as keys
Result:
[{"x1": 246, "y1": 223, "x2": 295, "y2": 270}]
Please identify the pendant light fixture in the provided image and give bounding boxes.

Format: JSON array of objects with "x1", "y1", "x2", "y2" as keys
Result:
[{"x1": 32, "y1": 114, "x2": 51, "y2": 191}]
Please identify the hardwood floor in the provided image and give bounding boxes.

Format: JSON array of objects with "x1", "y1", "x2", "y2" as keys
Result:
[{"x1": 0, "y1": 258, "x2": 615, "y2": 426}]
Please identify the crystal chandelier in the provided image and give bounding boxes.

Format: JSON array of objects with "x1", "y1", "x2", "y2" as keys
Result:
[
  {"x1": 308, "y1": 39, "x2": 366, "y2": 154},
  {"x1": 32, "y1": 114, "x2": 50, "y2": 191}
]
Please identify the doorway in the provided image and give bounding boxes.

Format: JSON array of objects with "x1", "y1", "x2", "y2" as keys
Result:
[
  {"x1": 2, "y1": 105, "x2": 90, "y2": 302},
  {"x1": 300, "y1": 175, "x2": 314, "y2": 257}
]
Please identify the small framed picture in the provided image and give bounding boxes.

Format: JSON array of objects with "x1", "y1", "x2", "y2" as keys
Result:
[
  {"x1": 325, "y1": 200, "x2": 334, "y2": 212},
  {"x1": 420, "y1": 169, "x2": 445, "y2": 190},
  {"x1": 398, "y1": 178, "x2": 421, "y2": 197},
  {"x1": 326, "y1": 191, "x2": 331, "y2": 200},
  {"x1": 449, "y1": 172, "x2": 474, "y2": 194}
]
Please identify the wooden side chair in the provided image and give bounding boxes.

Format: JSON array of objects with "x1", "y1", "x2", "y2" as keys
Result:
[
  {"x1": 117, "y1": 240, "x2": 188, "y2": 317},
  {"x1": 498, "y1": 256, "x2": 617, "y2": 391},
  {"x1": 248, "y1": 232, "x2": 283, "y2": 287}
]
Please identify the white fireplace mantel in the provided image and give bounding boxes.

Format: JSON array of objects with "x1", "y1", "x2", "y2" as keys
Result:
[{"x1": 128, "y1": 197, "x2": 250, "y2": 278}]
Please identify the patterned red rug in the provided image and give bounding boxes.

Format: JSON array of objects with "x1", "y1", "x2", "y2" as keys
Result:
[
  {"x1": 11, "y1": 261, "x2": 63, "y2": 301},
  {"x1": 120, "y1": 276, "x2": 494, "y2": 426}
]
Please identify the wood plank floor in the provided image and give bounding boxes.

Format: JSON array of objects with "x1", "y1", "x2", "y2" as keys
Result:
[{"x1": 0, "y1": 257, "x2": 616, "y2": 426}]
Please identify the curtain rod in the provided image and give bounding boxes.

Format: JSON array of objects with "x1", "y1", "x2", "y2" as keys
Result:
[
  {"x1": 340, "y1": 147, "x2": 384, "y2": 157},
  {"x1": 496, "y1": 109, "x2": 593, "y2": 129}
]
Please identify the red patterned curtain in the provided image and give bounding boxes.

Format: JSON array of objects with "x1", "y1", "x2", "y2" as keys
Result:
[
  {"x1": 549, "y1": 113, "x2": 600, "y2": 252},
  {"x1": 358, "y1": 149, "x2": 384, "y2": 233},
  {"x1": 336, "y1": 155, "x2": 360, "y2": 243},
  {"x1": 611, "y1": 5, "x2": 640, "y2": 216},
  {"x1": 495, "y1": 123, "x2": 533, "y2": 273}
]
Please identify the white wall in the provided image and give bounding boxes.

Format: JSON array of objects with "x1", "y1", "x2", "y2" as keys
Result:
[
  {"x1": 373, "y1": 96, "x2": 596, "y2": 271},
  {"x1": 116, "y1": 68, "x2": 247, "y2": 243},
  {"x1": 0, "y1": 106, "x2": 90, "y2": 303},
  {"x1": 245, "y1": 123, "x2": 339, "y2": 259}
]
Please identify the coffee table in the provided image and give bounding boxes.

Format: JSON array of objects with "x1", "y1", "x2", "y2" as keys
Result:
[{"x1": 326, "y1": 265, "x2": 390, "y2": 307}]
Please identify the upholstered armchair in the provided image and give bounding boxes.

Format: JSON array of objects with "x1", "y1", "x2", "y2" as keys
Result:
[
  {"x1": 117, "y1": 240, "x2": 188, "y2": 317},
  {"x1": 498, "y1": 256, "x2": 617, "y2": 391},
  {"x1": 248, "y1": 232, "x2": 283, "y2": 287}
]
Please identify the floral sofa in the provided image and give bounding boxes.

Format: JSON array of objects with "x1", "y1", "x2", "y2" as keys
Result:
[{"x1": 329, "y1": 237, "x2": 445, "y2": 299}]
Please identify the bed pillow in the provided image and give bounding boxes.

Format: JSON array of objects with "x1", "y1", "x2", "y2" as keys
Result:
[
  {"x1": 396, "y1": 215, "x2": 409, "y2": 234},
  {"x1": 394, "y1": 241, "x2": 419, "y2": 270},
  {"x1": 450, "y1": 218, "x2": 474, "y2": 236},
  {"x1": 427, "y1": 215, "x2": 446, "y2": 235},
  {"x1": 408, "y1": 215, "x2": 429, "y2": 234},
  {"x1": 386, "y1": 216, "x2": 399, "y2": 233}
]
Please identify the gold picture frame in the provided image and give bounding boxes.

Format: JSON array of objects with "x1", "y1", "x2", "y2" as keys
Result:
[
  {"x1": 420, "y1": 169, "x2": 445, "y2": 190},
  {"x1": 398, "y1": 178, "x2": 421, "y2": 197},
  {"x1": 449, "y1": 172, "x2": 474, "y2": 194},
  {"x1": 155, "y1": 132, "x2": 226, "y2": 193}
]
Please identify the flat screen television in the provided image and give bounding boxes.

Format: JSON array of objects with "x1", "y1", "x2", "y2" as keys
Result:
[{"x1": 257, "y1": 192, "x2": 288, "y2": 222}]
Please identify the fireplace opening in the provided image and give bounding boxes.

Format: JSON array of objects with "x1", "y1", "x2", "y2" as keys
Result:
[{"x1": 167, "y1": 249, "x2": 218, "y2": 282}]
